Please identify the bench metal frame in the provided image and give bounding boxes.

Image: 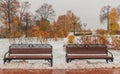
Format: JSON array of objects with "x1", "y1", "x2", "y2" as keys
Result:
[
  {"x1": 3, "y1": 44, "x2": 53, "y2": 66},
  {"x1": 66, "y1": 44, "x2": 113, "y2": 63}
]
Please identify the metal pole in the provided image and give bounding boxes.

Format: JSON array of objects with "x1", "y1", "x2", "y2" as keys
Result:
[
  {"x1": 26, "y1": 14, "x2": 28, "y2": 37},
  {"x1": 8, "y1": 0, "x2": 11, "y2": 33},
  {"x1": 74, "y1": 22, "x2": 75, "y2": 35},
  {"x1": 83, "y1": 23, "x2": 87, "y2": 36},
  {"x1": 107, "y1": 7, "x2": 109, "y2": 32}
]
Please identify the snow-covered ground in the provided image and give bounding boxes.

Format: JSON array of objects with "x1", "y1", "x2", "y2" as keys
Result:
[{"x1": 0, "y1": 36, "x2": 120, "y2": 69}]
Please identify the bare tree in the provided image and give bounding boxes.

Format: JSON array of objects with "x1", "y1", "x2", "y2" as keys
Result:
[
  {"x1": 18, "y1": 1, "x2": 30, "y2": 31},
  {"x1": 0, "y1": 0, "x2": 30, "y2": 33},
  {"x1": 23, "y1": 13, "x2": 31, "y2": 37},
  {"x1": 36, "y1": 3, "x2": 55, "y2": 21},
  {"x1": 0, "y1": 0, "x2": 19, "y2": 33},
  {"x1": 99, "y1": 5, "x2": 111, "y2": 31}
]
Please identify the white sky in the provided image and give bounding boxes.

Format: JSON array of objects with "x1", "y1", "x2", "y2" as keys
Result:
[{"x1": 21, "y1": 0, "x2": 120, "y2": 30}]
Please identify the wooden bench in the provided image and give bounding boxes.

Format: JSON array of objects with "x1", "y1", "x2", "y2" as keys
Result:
[
  {"x1": 66, "y1": 44, "x2": 113, "y2": 63},
  {"x1": 3, "y1": 44, "x2": 53, "y2": 66}
]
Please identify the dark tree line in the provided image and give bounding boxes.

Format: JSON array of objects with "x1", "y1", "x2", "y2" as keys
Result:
[
  {"x1": 0, "y1": 1, "x2": 55, "y2": 38},
  {"x1": 0, "y1": 0, "x2": 19, "y2": 33}
]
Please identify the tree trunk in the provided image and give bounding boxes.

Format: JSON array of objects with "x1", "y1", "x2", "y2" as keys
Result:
[{"x1": 8, "y1": 0, "x2": 11, "y2": 33}]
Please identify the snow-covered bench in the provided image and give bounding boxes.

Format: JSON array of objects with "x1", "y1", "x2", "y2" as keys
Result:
[
  {"x1": 3, "y1": 44, "x2": 53, "y2": 66},
  {"x1": 66, "y1": 44, "x2": 113, "y2": 63}
]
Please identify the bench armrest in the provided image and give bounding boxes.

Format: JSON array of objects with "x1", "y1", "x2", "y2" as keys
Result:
[
  {"x1": 107, "y1": 51, "x2": 113, "y2": 58},
  {"x1": 4, "y1": 51, "x2": 9, "y2": 59}
]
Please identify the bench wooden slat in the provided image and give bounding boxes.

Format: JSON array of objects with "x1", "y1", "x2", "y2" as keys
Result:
[
  {"x1": 67, "y1": 47, "x2": 107, "y2": 54},
  {"x1": 66, "y1": 44, "x2": 113, "y2": 63},
  {"x1": 6, "y1": 55, "x2": 52, "y2": 59},
  {"x1": 10, "y1": 48, "x2": 52, "y2": 54},
  {"x1": 68, "y1": 55, "x2": 112, "y2": 59},
  {"x1": 4, "y1": 44, "x2": 53, "y2": 66}
]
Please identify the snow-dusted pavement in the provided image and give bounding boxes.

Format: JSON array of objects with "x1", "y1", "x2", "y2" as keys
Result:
[{"x1": 0, "y1": 38, "x2": 120, "y2": 69}]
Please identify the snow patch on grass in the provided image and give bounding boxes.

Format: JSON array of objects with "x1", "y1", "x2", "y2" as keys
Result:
[{"x1": 0, "y1": 38, "x2": 120, "y2": 69}]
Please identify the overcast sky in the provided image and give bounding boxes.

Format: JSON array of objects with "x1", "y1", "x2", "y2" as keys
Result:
[{"x1": 21, "y1": 0, "x2": 120, "y2": 30}]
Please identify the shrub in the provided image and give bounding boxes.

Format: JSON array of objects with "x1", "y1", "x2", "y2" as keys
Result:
[
  {"x1": 95, "y1": 29, "x2": 108, "y2": 35},
  {"x1": 67, "y1": 35, "x2": 75, "y2": 44}
]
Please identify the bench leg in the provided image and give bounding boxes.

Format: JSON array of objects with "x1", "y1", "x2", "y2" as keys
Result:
[
  {"x1": 69, "y1": 59, "x2": 72, "y2": 62},
  {"x1": 109, "y1": 58, "x2": 113, "y2": 62},
  {"x1": 106, "y1": 59, "x2": 108, "y2": 63},
  {"x1": 47, "y1": 60, "x2": 50, "y2": 63},
  {"x1": 106, "y1": 58, "x2": 113, "y2": 63},
  {"x1": 66, "y1": 59, "x2": 69, "y2": 63},
  {"x1": 3, "y1": 59, "x2": 11, "y2": 64},
  {"x1": 3, "y1": 59, "x2": 7, "y2": 64},
  {"x1": 8, "y1": 59, "x2": 12, "y2": 63},
  {"x1": 67, "y1": 59, "x2": 72, "y2": 63},
  {"x1": 111, "y1": 58, "x2": 113, "y2": 62},
  {"x1": 50, "y1": 59, "x2": 53, "y2": 67},
  {"x1": 47, "y1": 59, "x2": 53, "y2": 67}
]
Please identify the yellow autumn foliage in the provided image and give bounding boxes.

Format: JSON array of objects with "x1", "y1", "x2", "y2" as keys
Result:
[
  {"x1": 109, "y1": 8, "x2": 120, "y2": 33},
  {"x1": 54, "y1": 34, "x2": 58, "y2": 41},
  {"x1": 109, "y1": 8, "x2": 119, "y2": 23},
  {"x1": 67, "y1": 35, "x2": 75, "y2": 44},
  {"x1": 110, "y1": 23, "x2": 119, "y2": 31}
]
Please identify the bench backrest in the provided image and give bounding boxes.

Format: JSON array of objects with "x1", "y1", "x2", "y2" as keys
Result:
[
  {"x1": 9, "y1": 44, "x2": 52, "y2": 54},
  {"x1": 66, "y1": 44, "x2": 107, "y2": 54}
]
